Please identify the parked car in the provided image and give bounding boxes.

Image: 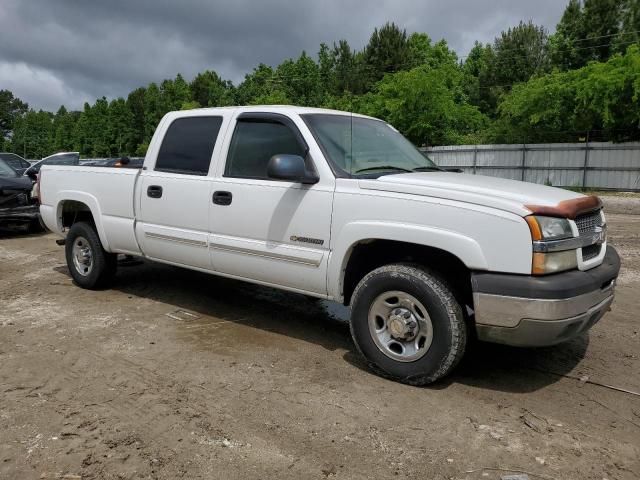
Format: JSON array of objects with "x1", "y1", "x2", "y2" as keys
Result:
[
  {"x1": 24, "y1": 152, "x2": 79, "y2": 180},
  {"x1": 97, "y1": 157, "x2": 144, "y2": 169},
  {"x1": 38, "y1": 106, "x2": 620, "y2": 385},
  {"x1": 0, "y1": 153, "x2": 32, "y2": 176},
  {"x1": 0, "y1": 157, "x2": 40, "y2": 230}
]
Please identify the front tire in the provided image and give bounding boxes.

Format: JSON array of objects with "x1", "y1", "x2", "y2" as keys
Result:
[
  {"x1": 65, "y1": 221, "x2": 117, "y2": 289},
  {"x1": 350, "y1": 264, "x2": 467, "y2": 385}
]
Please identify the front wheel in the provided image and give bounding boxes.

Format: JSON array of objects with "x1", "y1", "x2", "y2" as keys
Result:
[
  {"x1": 65, "y1": 221, "x2": 117, "y2": 289},
  {"x1": 350, "y1": 264, "x2": 467, "y2": 385}
]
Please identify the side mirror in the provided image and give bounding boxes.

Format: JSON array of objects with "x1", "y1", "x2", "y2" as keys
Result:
[{"x1": 267, "y1": 154, "x2": 319, "y2": 184}]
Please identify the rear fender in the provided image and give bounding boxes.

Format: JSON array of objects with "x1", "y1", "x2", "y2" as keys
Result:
[{"x1": 55, "y1": 191, "x2": 110, "y2": 251}]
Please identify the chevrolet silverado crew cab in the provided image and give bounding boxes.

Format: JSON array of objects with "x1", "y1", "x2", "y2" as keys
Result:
[{"x1": 39, "y1": 106, "x2": 620, "y2": 385}]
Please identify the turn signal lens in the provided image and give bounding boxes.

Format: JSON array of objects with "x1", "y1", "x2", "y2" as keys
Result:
[
  {"x1": 525, "y1": 216, "x2": 542, "y2": 241},
  {"x1": 532, "y1": 250, "x2": 578, "y2": 275}
]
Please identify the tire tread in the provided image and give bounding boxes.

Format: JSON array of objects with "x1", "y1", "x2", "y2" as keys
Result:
[{"x1": 350, "y1": 263, "x2": 467, "y2": 385}]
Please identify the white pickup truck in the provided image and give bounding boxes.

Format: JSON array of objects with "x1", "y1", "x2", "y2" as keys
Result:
[{"x1": 39, "y1": 106, "x2": 620, "y2": 384}]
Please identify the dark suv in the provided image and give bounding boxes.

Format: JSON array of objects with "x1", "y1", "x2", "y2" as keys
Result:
[
  {"x1": 0, "y1": 153, "x2": 32, "y2": 176},
  {"x1": 0, "y1": 157, "x2": 40, "y2": 230}
]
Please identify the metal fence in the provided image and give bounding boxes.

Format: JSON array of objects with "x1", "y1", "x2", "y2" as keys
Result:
[{"x1": 422, "y1": 142, "x2": 640, "y2": 192}]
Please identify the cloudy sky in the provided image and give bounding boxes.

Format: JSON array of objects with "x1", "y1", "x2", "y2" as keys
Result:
[{"x1": 0, "y1": 0, "x2": 567, "y2": 112}]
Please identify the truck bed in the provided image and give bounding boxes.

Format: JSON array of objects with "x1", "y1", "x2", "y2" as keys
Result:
[{"x1": 39, "y1": 165, "x2": 143, "y2": 255}]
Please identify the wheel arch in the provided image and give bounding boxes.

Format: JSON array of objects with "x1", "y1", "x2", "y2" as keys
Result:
[
  {"x1": 330, "y1": 223, "x2": 487, "y2": 307},
  {"x1": 55, "y1": 192, "x2": 110, "y2": 251}
]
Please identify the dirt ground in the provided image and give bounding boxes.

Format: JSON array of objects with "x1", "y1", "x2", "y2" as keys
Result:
[{"x1": 1, "y1": 198, "x2": 639, "y2": 480}]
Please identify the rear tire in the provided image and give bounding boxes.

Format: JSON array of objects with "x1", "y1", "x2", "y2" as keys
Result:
[
  {"x1": 350, "y1": 264, "x2": 467, "y2": 385},
  {"x1": 65, "y1": 221, "x2": 117, "y2": 289}
]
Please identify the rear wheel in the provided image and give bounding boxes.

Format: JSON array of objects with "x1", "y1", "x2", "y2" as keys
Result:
[
  {"x1": 65, "y1": 222, "x2": 117, "y2": 289},
  {"x1": 350, "y1": 264, "x2": 467, "y2": 385}
]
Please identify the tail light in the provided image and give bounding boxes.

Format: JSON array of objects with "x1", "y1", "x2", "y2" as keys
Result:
[{"x1": 35, "y1": 172, "x2": 42, "y2": 204}]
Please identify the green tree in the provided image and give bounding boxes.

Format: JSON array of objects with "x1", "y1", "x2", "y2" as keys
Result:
[
  {"x1": 72, "y1": 103, "x2": 91, "y2": 155},
  {"x1": 331, "y1": 40, "x2": 365, "y2": 94},
  {"x1": 551, "y1": 0, "x2": 625, "y2": 70},
  {"x1": 52, "y1": 106, "x2": 78, "y2": 152},
  {"x1": 143, "y1": 83, "x2": 162, "y2": 142},
  {"x1": 474, "y1": 21, "x2": 550, "y2": 118},
  {"x1": 0, "y1": 90, "x2": 28, "y2": 149},
  {"x1": 159, "y1": 74, "x2": 191, "y2": 113},
  {"x1": 407, "y1": 34, "x2": 458, "y2": 69},
  {"x1": 491, "y1": 21, "x2": 550, "y2": 85},
  {"x1": 107, "y1": 98, "x2": 134, "y2": 156},
  {"x1": 550, "y1": 0, "x2": 585, "y2": 69},
  {"x1": 190, "y1": 70, "x2": 235, "y2": 107},
  {"x1": 462, "y1": 42, "x2": 495, "y2": 114},
  {"x1": 617, "y1": 0, "x2": 640, "y2": 50},
  {"x1": 272, "y1": 52, "x2": 323, "y2": 106},
  {"x1": 235, "y1": 64, "x2": 277, "y2": 104},
  {"x1": 88, "y1": 97, "x2": 110, "y2": 157},
  {"x1": 581, "y1": 0, "x2": 623, "y2": 62},
  {"x1": 126, "y1": 87, "x2": 146, "y2": 155},
  {"x1": 360, "y1": 63, "x2": 488, "y2": 145},
  {"x1": 492, "y1": 45, "x2": 640, "y2": 142},
  {"x1": 363, "y1": 22, "x2": 410, "y2": 85},
  {"x1": 10, "y1": 110, "x2": 53, "y2": 158}
]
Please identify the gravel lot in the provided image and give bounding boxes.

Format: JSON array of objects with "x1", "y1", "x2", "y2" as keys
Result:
[{"x1": 1, "y1": 198, "x2": 639, "y2": 480}]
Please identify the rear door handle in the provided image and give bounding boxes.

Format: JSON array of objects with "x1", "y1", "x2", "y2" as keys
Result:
[
  {"x1": 147, "y1": 185, "x2": 163, "y2": 198},
  {"x1": 212, "y1": 191, "x2": 232, "y2": 206}
]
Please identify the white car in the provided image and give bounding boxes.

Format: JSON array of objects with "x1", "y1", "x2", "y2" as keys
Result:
[
  {"x1": 24, "y1": 152, "x2": 79, "y2": 180},
  {"x1": 38, "y1": 106, "x2": 619, "y2": 384}
]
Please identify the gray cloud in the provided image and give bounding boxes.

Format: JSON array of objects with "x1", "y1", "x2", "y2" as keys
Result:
[{"x1": 0, "y1": 0, "x2": 566, "y2": 111}]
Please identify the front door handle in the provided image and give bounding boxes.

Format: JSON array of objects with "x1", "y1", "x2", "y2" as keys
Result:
[
  {"x1": 147, "y1": 185, "x2": 163, "y2": 198},
  {"x1": 212, "y1": 191, "x2": 232, "y2": 206}
]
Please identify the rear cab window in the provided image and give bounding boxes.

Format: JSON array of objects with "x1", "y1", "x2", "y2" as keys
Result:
[{"x1": 155, "y1": 116, "x2": 223, "y2": 175}]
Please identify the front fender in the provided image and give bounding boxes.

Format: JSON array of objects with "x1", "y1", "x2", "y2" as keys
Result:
[{"x1": 327, "y1": 221, "x2": 488, "y2": 301}]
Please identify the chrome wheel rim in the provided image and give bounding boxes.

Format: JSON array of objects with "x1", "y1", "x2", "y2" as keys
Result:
[
  {"x1": 72, "y1": 236, "x2": 94, "y2": 277},
  {"x1": 368, "y1": 290, "x2": 433, "y2": 362}
]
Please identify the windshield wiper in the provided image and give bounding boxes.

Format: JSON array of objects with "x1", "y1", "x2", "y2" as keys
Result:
[
  {"x1": 354, "y1": 166, "x2": 413, "y2": 174},
  {"x1": 412, "y1": 166, "x2": 442, "y2": 172}
]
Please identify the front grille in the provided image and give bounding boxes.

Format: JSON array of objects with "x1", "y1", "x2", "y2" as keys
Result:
[
  {"x1": 575, "y1": 209, "x2": 603, "y2": 235},
  {"x1": 575, "y1": 209, "x2": 605, "y2": 262},
  {"x1": 581, "y1": 244, "x2": 601, "y2": 261}
]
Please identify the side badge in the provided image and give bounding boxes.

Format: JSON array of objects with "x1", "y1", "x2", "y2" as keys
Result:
[{"x1": 291, "y1": 235, "x2": 324, "y2": 246}]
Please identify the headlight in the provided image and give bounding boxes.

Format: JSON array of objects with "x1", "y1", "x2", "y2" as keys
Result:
[
  {"x1": 526, "y1": 215, "x2": 577, "y2": 275},
  {"x1": 532, "y1": 250, "x2": 578, "y2": 275},
  {"x1": 525, "y1": 216, "x2": 573, "y2": 241}
]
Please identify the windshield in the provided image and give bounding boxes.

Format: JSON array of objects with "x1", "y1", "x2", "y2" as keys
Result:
[
  {"x1": 0, "y1": 153, "x2": 26, "y2": 168},
  {"x1": 43, "y1": 153, "x2": 79, "y2": 165},
  {"x1": 0, "y1": 158, "x2": 18, "y2": 177},
  {"x1": 302, "y1": 114, "x2": 438, "y2": 177}
]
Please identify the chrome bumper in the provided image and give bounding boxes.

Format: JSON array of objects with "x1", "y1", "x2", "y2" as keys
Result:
[
  {"x1": 474, "y1": 286, "x2": 614, "y2": 347},
  {"x1": 472, "y1": 246, "x2": 620, "y2": 347}
]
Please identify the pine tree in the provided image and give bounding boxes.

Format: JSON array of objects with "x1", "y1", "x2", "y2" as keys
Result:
[{"x1": 363, "y1": 22, "x2": 410, "y2": 84}]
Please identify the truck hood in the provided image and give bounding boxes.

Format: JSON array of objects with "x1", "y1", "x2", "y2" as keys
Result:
[{"x1": 358, "y1": 172, "x2": 584, "y2": 217}]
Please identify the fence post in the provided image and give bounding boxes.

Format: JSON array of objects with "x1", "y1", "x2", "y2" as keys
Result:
[
  {"x1": 521, "y1": 143, "x2": 526, "y2": 181},
  {"x1": 472, "y1": 145, "x2": 478, "y2": 175},
  {"x1": 582, "y1": 133, "x2": 590, "y2": 189}
]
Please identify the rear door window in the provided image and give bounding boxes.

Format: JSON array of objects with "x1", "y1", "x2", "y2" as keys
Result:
[{"x1": 156, "y1": 116, "x2": 223, "y2": 175}]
